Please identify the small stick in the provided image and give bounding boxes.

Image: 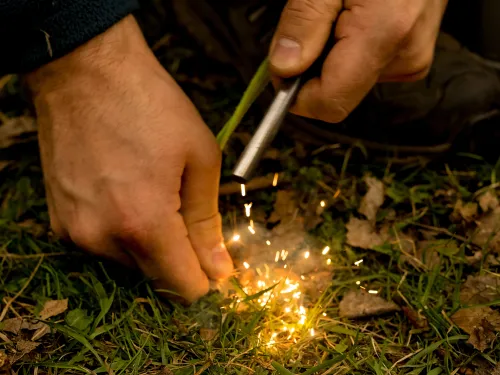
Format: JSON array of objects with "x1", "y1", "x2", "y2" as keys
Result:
[{"x1": 0, "y1": 256, "x2": 44, "y2": 321}]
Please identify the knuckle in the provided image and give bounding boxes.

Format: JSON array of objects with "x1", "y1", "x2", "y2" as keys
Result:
[{"x1": 284, "y1": 0, "x2": 336, "y2": 24}]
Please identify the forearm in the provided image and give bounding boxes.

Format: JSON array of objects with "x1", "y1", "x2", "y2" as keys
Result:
[{"x1": 0, "y1": 0, "x2": 139, "y2": 75}]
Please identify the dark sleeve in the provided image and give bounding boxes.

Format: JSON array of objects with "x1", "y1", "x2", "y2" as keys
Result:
[{"x1": 0, "y1": 0, "x2": 140, "y2": 75}]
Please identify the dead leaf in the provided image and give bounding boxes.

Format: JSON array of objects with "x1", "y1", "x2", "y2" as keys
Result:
[
  {"x1": 17, "y1": 219, "x2": 47, "y2": 237},
  {"x1": 402, "y1": 307, "x2": 428, "y2": 329},
  {"x1": 339, "y1": 290, "x2": 400, "y2": 319},
  {"x1": 0, "y1": 350, "x2": 9, "y2": 371},
  {"x1": 199, "y1": 328, "x2": 218, "y2": 341},
  {"x1": 451, "y1": 200, "x2": 478, "y2": 223},
  {"x1": 1, "y1": 318, "x2": 22, "y2": 334},
  {"x1": 345, "y1": 218, "x2": 385, "y2": 250},
  {"x1": 157, "y1": 367, "x2": 174, "y2": 375},
  {"x1": 472, "y1": 207, "x2": 500, "y2": 253},
  {"x1": 460, "y1": 275, "x2": 500, "y2": 305},
  {"x1": 268, "y1": 190, "x2": 298, "y2": 224},
  {"x1": 31, "y1": 324, "x2": 50, "y2": 341},
  {"x1": 0, "y1": 116, "x2": 37, "y2": 149},
  {"x1": 452, "y1": 307, "x2": 500, "y2": 351},
  {"x1": 359, "y1": 176, "x2": 385, "y2": 222},
  {"x1": 478, "y1": 191, "x2": 499, "y2": 213},
  {"x1": 39, "y1": 299, "x2": 68, "y2": 320},
  {"x1": 15, "y1": 340, "x2": 40, "y2": 353}
]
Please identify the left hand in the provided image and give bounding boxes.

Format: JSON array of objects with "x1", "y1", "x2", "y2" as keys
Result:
[{"x1": 269, "y1": 0, "x2": 448, "y2": 123}]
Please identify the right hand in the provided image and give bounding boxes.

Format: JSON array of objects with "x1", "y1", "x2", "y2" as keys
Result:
[{"x1": 26, "y1": 15, "x2": 234, "y2": 303}]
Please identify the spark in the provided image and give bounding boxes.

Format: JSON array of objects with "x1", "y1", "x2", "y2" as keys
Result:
[
  {"x1": 326, "y1": 259, "x2": 332, "y2": 265},
  {"x1": 354, "y1": 259, "x2": 364, "y2": 266},
  {"x1": 275, "y1": 251, "x2": 280, "y2": 263},
  {"x1": 298, "y1": 315, "x2": 306, "y2": 325},
  {"x1": 232, "y1": 234, "x2": 240, "y2": 241},
  {"x1": 250, "y1": 219, "x2": 254, "y2": 227},
  {"x1": 248, "y1": 226, "x2": 256, "y2": 234},
  {"x1": 284, "y1": 264, "x2": 287, "y2": 268},
  {"x1": 272, "y1": 173, "x2": 279, "y2": 186},
  {"x1": 266, "y1": 240, "x2": 271, "y2": 245},
  {"x1": 322, "y1": 246, "x2": 330, "y2": 255},
  {"x1": 323, "y1": 313, "x2": 327, "y2": 317},
  {"x1": 320, "y1": 200, "x2": 326, "y2": 207},
  {"x1": 368, "y1": 290, "x2": 378, "y2": 294},
  {"x1": 244, "y1": 203, "x2": 252, "y2": 217},
  {"x1": 300, "y1": 275, "x2": 305, "y2": 280},
  {"x1": 241, "y1": 184, "x2": 246, "y2": 196},
  {"x1": 285, "y1": 307, "x2": 291, "y2": 313},
  {"x1": 356, "y1": 281, "x2": 361, "y2": 285},
  {"x1": 243, "y1": 262, "x2": 250, "y2": 269},
  {"x1": 292, "y1": 292, "x2": 301, "y2": 299},
  {"x1": 310, "y1": 328, "x2": 315, "y2": 336},
  {"x1": 304, "y1": 251, "x2": 310, "y2": 259},
  {"x1": 281, "y1": 249, "x2": 288, "y2": 261}
]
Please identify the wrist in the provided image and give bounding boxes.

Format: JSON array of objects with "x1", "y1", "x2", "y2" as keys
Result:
[{"x1": 25, "y1": 15, "x2": 151, "y2": 97}]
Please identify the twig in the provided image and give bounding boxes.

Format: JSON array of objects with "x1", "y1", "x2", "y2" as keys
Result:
[
  {"x1": 219, "y1": 173, "x2": 285, "y2": 195},
  {"x1": 0, "y1": 256, "x2": 44, "y2": 321},
  {"x1": 0, "y1": 252, "x2": 68, "y2": 259},
  {"x1": 194, "y1": 362, "x2": 212, "y2": 375},
  {"x1": 410, "y1": 222, "x2": 472, "y2": 244},
  {"x1": 0, "y1": 75, "x2": 13, "y2": 91}
]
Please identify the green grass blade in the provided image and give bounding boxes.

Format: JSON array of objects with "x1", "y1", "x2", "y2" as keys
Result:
[
  {"x1": 272, "y1": 361, "x2": 296, "y2": 375},
  {"x1": 55, "y1": 324, "x2": 105, "y2": 367},
  {"x1": 405, "y1": 335, "x2": 468, "y2": 366},
  {"x1": 216, "y1": 58, "x2": 270, "y2": 150}
]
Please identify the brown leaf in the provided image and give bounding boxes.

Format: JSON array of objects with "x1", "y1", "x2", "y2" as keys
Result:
[
  {"x1": 359, "y1": 176, "x2": 385, "y2": 222},
  {"x1": 339, "y1": 290, "x2": 400, "y2": 319},
  {"x1": 460, "y1": 275, "x2": 500, "y2": 304},
  {"x1": 0, "y1": 350, "x2": 9, "y2": 371},
  {"x1": 17, "y1": 219, "x2": 47, "y2": 237},
  {"x1": 451, "y1": 200, "x2": 478, "y2": 223},
  {"x1": 345, "y1": 218, "x2": 385, "y2": 250},
  {"x1": 0, "y1": 318, "x2": 22, "y2": 334},
  {"x1": 0, "y1": 116, "x2": 37, "y2": 149},
  {"x1": 39, "y1": 299, "x2": 68, "y2": 320},
  {"x1": 156, "y1": 367, "x2": 174, "y2": 375},
  {"x1": 31, "y1": 324, "x2": 50, "y2": 341},
  {"x1": 472, "y1": 207, "x2": 500, "y2": 253},
  {"x1": 15, "y1": 340, "x2": 40, "y2": 354},
  {"x1": 451, "y1": 307, "x2": 500, "y2": 351},
  {"x1": 402, "y1": 307, "x2": 428, "y2": 329},
  {"x1": 478, "y1": 191, "x2": 499, "y2": 213},
  {"x1": 268, "y1": 190, "x2": 298, "y2": 224},
  {"x1": 199, "y1": 328, "x2": 218, "y2": 341}
]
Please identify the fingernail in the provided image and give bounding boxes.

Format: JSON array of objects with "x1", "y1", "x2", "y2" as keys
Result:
[
  {"x1": 212, "y1": 242, "x2": 233, "y2": 277},
  {"x1": 271, "y1": 38, "x2": 301, "y2": 71}
]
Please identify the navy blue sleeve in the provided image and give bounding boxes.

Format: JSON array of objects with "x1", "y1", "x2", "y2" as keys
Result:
[{"x1": 0, "y1": 0, "x2": 140, "y2": 75}]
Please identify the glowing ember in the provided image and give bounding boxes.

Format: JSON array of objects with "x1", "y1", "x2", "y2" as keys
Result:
[
  {"x1": 248, "y1": 226, "x2": 256, "y2": 234},
  {"x1": 322, "y1": 246, "x2": 330, "y2": 255},
  {"x1": 244, "y1": 203, "x2": 252, "y2": 217},
  {"x1": 266, "y1": 240, "x2": 271, "y2": 245},
  {"x1": 304, "y1": 251, "x2": 310, "y2": 259},
  {"x1": 275, "y1": 251, "x2": 280, "y2": 262},
  {"x1": 241, "y1": 184, "x2": 246, "y2": 196},
  {"x1": 368, "y1": 290, "x2": 378, "y2": 294},
  {"x1": 320, "y1": 200, "x2": 326, "y2": 207},
  {"x1": 354, "y1": 259, "x2": 364, "y2": 266},
  {"x1": 356, "y1": 281, "x2": 361, "y2": 285},
  {"x1": 232, "y1": 234, "x2": 241, "y2": 241},
  {"x1": 322, "y1": 313, "x2": 327, "y2": 316},
  {"x1": 326, "y1": 259, "x2": 332, "y2": 265},
  {"x1": 243, "y1": 262, "x2": 250, "y2": 269},
  {"x1": 272, "y1": 173, "x2": 279, "y2": 186},
  {"x1": 310, "y1": 328, "x2": 315, "y2": 336}
]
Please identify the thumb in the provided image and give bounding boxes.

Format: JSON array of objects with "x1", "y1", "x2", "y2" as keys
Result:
[
  {"x1": 181, "y1": 132, "x2": 234, "y2": 281},
  {"x1": 270, "y1": 0, "x2": 342, "y2": 77}
]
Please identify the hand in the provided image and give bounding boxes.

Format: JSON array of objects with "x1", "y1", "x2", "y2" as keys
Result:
[
  {"x1": 269, "y1": 0, "x2": 448, "y2": 123},
  {"x1": 26, "y1": 15, "x2": 234, "y2": 302}
]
